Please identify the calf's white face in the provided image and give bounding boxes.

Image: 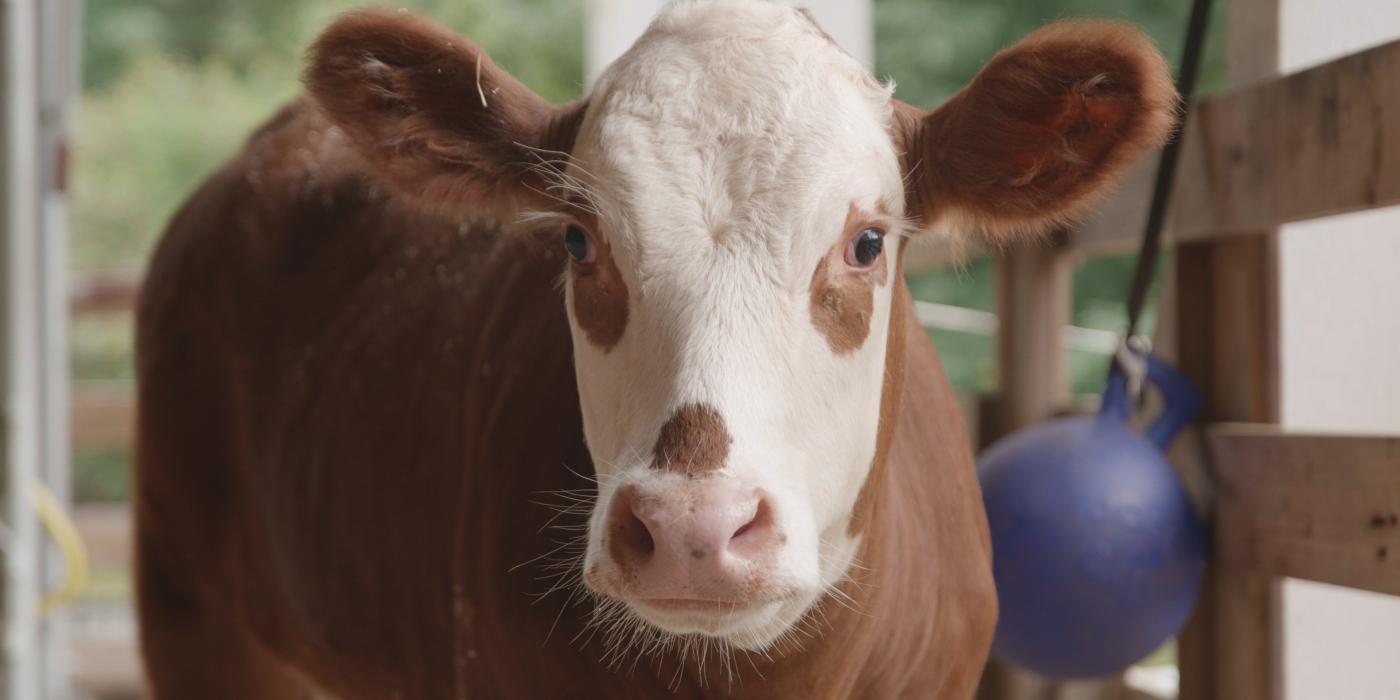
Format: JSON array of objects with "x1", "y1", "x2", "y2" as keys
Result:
[
  {"x1": 308, "y1": 0, "x2": 1175, "y2": 658},
  {"x1": 558, "y1": 1, "x2": 904, "y2": 649}
]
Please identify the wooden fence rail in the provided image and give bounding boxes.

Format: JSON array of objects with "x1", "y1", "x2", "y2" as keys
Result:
[
  {"x1": 1210, "y1": 426, "x2": 1400, "y2": 597},
  {"x1": 72, "y1": 383, "x2": 133, "y2": 453}
]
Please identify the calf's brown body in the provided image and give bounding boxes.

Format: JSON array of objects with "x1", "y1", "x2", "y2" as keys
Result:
[{"x1": 135, "y1": 99, "x2": 996, "y2": 698}]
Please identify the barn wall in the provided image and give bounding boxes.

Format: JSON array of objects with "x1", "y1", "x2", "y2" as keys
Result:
[{"x1": 1276, "y1": 1, "x2": 1400, "y2": 698}]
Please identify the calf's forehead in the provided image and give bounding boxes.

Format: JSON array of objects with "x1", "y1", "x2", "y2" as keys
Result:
[
  {"x1": 591, "y1": 1, "x2": 891, "y2": 129},
  {"x1": 577, "y1": 128, "x2": 900, "y2": 287},
  {"x1": 571, "y1": 3, "x2": 903, "y2": 263}
]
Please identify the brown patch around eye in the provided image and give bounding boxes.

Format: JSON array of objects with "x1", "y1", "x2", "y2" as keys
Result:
[
  {"x1": 571, "y1": 224, "x2": 629, "y2": 352},
  {"x1": 848, "y1": 239, "x2": 909, "y2": 537},
  {"x1": 651, "y1": 403, "x2": 732, "y2": 477},
  {"x1": 809, "y1": 205, "x2": 890, "y2": 355}
]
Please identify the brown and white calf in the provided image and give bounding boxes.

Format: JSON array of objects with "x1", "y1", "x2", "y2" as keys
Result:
[{"x1": 135, "y1": 1, "x2": 1174, "y2": 697}]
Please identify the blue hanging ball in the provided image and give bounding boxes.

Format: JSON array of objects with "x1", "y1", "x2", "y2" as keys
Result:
[{"x1": 978, "y1": 355, "x2": 1207, "y2": 679}]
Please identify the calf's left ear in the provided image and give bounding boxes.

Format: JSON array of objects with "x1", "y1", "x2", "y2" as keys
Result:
[{"x1": 895, "y1": 21, "x2": 1177, "y2": 243}]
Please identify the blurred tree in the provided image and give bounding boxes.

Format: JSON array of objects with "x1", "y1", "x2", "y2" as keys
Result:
[
  {"x1": 875, "y1": 0, "x2": 1228, "y2": 108},
  {"x1": 74, "y1": 0, "x2": 584, "y2": 275},
  {"x1": 84, "y1": 0, "x2": 585, "y2": 98}
]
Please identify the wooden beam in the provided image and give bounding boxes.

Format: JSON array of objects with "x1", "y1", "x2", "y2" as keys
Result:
[
  {"x1": 70, "y1": 274, "x2": 139, "y2": 315},
  {"x1": 1209, "y1": 425, "x2": 1400, "y2": 596},
  {"x1": 977, "y1": 240, "x2": 1087, "y2": 700},
  {"x1": 1174, "y1": 236, "x2": 1282, "y2": 700},
  {"x1": 71, "y1": 384, "x2": 134, "y2": 452},
  {"x1": 991, "y1": 240, "x2": 1072, "y2": 435},
  {"x1": 1174, "y1": 5, "x2": 1287, "y2": 692},
  {"x1": 1173, "y1": 38, "x2": 1400, "y2": 241},
  {"x1": 1172, "y1": 238, "x2": 1280, "y2": 422},
  {"x1": 1085, "y1": 36, "x2": 1400, "y2": 252},
  {"x1": 1069, "y1": 154, "x2": 1161, "y2": 256}
]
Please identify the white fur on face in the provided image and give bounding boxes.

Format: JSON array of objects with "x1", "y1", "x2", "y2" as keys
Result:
[{"x1": 557, "y1": 0, "x2": 906, "y2": 651}]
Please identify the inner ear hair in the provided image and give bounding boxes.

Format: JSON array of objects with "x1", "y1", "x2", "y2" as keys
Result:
[
  {"x1": 896, "y1": 20, "x2": 1178, "y2": 245},
  {"x1": 304, "y1": 9, "x2": 588, "y2": 219}
]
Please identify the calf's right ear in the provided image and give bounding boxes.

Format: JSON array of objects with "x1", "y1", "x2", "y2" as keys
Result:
[
  {"x1": 305, "y1": 9, "x2": 587, "y2": 218},
  {"x1": 895, "y1": 20, "x2": 1177, "y2": 244}
]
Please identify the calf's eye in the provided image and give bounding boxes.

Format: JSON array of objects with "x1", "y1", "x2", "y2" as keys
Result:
[
  {"x1": 564, "y1": 224, "x2": 596, "y2": 264},
  {"x1": 845, "y1": 228, "x2": 884, "y2": 269}
]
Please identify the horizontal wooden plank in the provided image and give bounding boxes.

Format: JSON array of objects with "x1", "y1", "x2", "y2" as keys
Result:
[
  {"x1": 1081, "y1": 37, "x2": 1400, "y2": 252},
  {"x1": 1171, "y1": 37, "x2": 1400, "y2": 242},
  {"x1": 911, "y1": 300, "x2": 1119, "y2": 353},
  {"x1": 73, "y1": 384, "x2": 134, "y2": 452},
  {"x1": 71, "y1": 274, "x2": 140, "y2": 315},
  {"x1": 1209, "y1": 424, "x2": 1400, "y2": 597},
  {"x1": 73, "y1": 503, "x2": 133, "y2": 572},
  {"x1": 902, "y1": 235, "x2": 972, "y2": 273},
  {"x1": 1070, "y1": 154, "x2": 1161, "y2": 255}
]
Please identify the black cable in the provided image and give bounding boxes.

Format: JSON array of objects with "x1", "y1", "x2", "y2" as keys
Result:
[{"x1": 1123, "y1": 0, "x2": 1215, "y2": 339}]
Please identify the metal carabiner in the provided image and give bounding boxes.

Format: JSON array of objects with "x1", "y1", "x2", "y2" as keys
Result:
[{"x1": 1114, "y1": 335, "x2": 1153, "y2": 403}]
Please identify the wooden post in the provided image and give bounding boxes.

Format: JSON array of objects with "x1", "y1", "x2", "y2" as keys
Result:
[
  {"x1": 977, "y1": 239, "x2": 1077, "y2": 700},
  {"x1": 1174, "y1": 238, "x2": 1282, "y2": 700},
  {"x1": 993, "y1": 240, "x2": 1073, "y2": 434},
  {"x1": 1175, "y1": 1, "x2": 1283, "y2": 696},
  {"x1": 2, "y1": 0, "x2": 47, "y2": 696}
]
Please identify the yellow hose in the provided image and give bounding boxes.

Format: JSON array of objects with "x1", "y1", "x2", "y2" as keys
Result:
[{"x1": 31, "y1": 482, "x2": 89, "y2": 617}]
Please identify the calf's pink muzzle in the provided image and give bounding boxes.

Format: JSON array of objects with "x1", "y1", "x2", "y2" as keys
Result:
[{"x1": 604, "y1": 479, "x2": 782, "y2": 605}]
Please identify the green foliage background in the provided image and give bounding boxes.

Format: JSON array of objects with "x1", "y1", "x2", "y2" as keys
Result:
[
  {"x1": 75, "y1": 0, "x2": 585, "y2": 275},
  {"x1": 71, "y1": 0, "x2": 1227, "y2": 499}
]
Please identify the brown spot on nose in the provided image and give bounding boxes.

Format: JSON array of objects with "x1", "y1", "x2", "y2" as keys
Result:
[{"x1": 651, "y1": 403, "x2": 732, "y2": 476}]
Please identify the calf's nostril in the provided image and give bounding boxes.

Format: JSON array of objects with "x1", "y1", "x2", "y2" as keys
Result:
[
  {"x1": 621, "y1": 506, "x2": 655, "y2": 557},
  {"x1": 623, "y1": 509, "x2": 655, "y2": 556},
  {"x1": 728, "y1": 496, "x2": 773, "y2": 547},
  {"x1": 606, "y1": 487, "x2": 655, "y2": 564}
]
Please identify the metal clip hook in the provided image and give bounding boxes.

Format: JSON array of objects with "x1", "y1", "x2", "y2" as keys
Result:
[{"x1": 1115, "y1": 335, "x2": 1152, "y2": 402}]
